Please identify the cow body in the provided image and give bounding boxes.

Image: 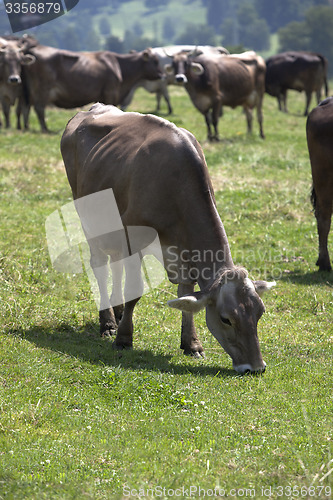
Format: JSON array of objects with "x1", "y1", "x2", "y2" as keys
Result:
[
  {"x1": 61, "y1": 103, "x2": 275, "y2": 373},
  {"x1": 121, "y1": 45, "x2": 229, "y2": 115},
  {"x1": 24, "y1": 46, "x2": 161, "y2": 131},
  {"x1": 165, "y1": 50, "x2": 265, "y2": 140},
  {"x1": 265, "y1": 51, "x2": 328, "y2": 116},
  {"x1": 306, "y1": 97, "x2": 333, "y2": 271}
]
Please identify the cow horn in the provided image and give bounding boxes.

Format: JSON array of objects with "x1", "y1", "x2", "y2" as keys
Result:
[{"x1": 163, "y1": 48, "x2": 174, "y2": 59}]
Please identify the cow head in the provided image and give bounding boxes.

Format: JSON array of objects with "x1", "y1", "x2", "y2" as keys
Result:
[
  {"x1": 140, "y1": 47, "x2": 163, "y2": 81},
  {"x1": 0, "y1": 41, "x2": 35, "y2": 85},
  {"x1": 164, "y1": 52, "x2": 204, "y2": 85},
  {"x1": 168, "y1": 267, "x2": 275, "y2": 374}
]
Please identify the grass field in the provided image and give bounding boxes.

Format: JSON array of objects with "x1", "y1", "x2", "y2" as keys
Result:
[{"x1": 0, "y1": 85, "x2": 332, "y2": 499}]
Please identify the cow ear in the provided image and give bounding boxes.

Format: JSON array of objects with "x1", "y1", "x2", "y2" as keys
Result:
[
  {"x1": 142, "y1": 48, "x2": 152, "y2": 61},
  {"x1": 21, "y1": 54, "x2": 36, "y2": 65},
  {"x1": 168, "y1": 292, "x2": 209, "y2": 313},
  {"x1": 190, "y1": 62, "x2": 204, "y2": 76},
  {"x1": 164, "y1": 63, "x2": 174, "y2": 75},
  {"x1": 253, "y1": 280, "x2": 276, "y2": 297}
]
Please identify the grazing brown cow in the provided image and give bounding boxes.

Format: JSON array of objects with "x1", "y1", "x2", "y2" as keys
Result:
[
  {"x1": 306, "y1": 96, "x2": 333, "y2": 271},
  {"x1": 165, "y1": 50, "x2": 265, "y2": 141},
  {"x1": 61, "y1": 103, "x2": 275, "y2": 374},
  {"x1": 0, "y1": 37, "x2": 35, "y2": 129},
  {"x1": 265, "y1": 51, "x2": 328, "y2": 116},
  {"x1": 23, "y1": 45, "x2": 162, "y2": 131}
]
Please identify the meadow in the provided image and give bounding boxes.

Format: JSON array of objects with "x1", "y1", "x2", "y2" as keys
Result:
[{"x1": 0, "y1": 85, "x2": 332, "y2": 499}]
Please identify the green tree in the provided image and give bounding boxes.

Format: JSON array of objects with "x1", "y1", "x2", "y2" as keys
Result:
[
  {"x1": 221, "y1": 2, "x2": 269, "y2": 50},
  {"x1": 237, "y1": 2, "x2": 270, "y2": 50},
  {"x1": 278, "y1": 5, "x2": 333, "y2": 75},
  {"x1": 104, "y1": 35, "x2": 124, "y2": 53},
  {"x1": 61, "y1": 25, "x2": 80, "y2": 51},
  {"x1": 278, "y1": 21, "x2": 310, "y2": 51},
  {"x1": 255, "y1": 0, "x2": 305, "y2": 31},
  {"x1": 162, "y1": 17, "x2": 175, "y2": 43},
  {"x1": 174, "y1": 23, "x2": 217, "y2": 46}
]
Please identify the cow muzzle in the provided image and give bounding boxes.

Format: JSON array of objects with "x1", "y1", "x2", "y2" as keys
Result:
[
  {"x1": 175, "y1": 74, "x2": 187, "y2": 84},
  {"x1": 8, "y1": 75, "x2": 21, "y2": 85},
  {"x1": 233, "y1": 361, "x2": 266, "y2": 375}
]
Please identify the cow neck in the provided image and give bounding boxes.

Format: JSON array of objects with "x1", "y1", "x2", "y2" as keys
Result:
[
  {"x1": 116, "y1": 54, "x2": 145, "y2": 102},
  {"x1": 180, "y1": 190, "x2": 234, "y2": 291}
]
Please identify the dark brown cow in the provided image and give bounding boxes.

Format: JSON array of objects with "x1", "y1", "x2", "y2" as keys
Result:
[
  {"x1": 0, "y1": 37, "x2": 35, "y2": 129},
  {"x1": 306, "y1": 96, "x2": 333, "y2": 271},
  {"x1": 60, "y1": 103, "x2": 275, "y2": 374},
  {"x1": 265, "y1": 51, "x2": 328, "y2": 116},
  {"x1": 165, "y1": 50, "x2": 265, "y2": 141},
  {"x1": 24, "y1": 45, "x2": 162, "y2": 131}
]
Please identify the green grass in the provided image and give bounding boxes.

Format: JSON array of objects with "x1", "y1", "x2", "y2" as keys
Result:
[{"x1": 0, "y1": 87, "x2": 332, "y2": 499}]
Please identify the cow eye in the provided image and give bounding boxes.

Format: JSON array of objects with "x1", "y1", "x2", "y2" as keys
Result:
[{"x1": 220, "y1": 316, "x2": 232, "y2": 326}]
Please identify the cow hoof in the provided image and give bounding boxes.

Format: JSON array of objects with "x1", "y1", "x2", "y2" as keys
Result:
[
  {"x1": 316, "y1": 258, "x2": 332, "y2": 272},
  {"x1": 193, "y1": 351, "x2": 206, "y2": 359},
  {"x1": 183, "y1": 348, "x2": 205, "y2": 359},
  {"x1": 101, "y1": 328, "x2": 117, "y2": 339},
  {"x1": 112, "y1": 341, "x2": 133, "y2": 351}
]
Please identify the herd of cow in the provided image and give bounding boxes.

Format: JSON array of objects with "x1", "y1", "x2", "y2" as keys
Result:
[
  {"x1": 0, "y1": 34, "x2": 329, "y2": 136},
  {"x1": 1, "y1": 34, "x2": 332, "y2": 374}
]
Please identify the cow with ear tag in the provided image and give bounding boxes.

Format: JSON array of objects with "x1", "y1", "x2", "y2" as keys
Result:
[
  {"x1": 168, "y1": 267, "x2": 275, "y2": 374},
  {"x1": 61, "y1": 103, "x2": 275, "y2": 375}
]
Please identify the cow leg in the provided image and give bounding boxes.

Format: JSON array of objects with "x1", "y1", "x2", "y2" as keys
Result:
[
  {"x1": 113, "y1": 253, "x2": 144, "y2": 349},
  {"x1": 90, "y1": 251, "x2": 118, "y2": 337},
  {"x1": 34, "y1": 103, "x2": 49, "y2": 132},
  {"x1": 314, "y1": 194, "x2": 332, "y2": 271},
  {"x1": 279, "y1": 90, "x2": 288, "y2": 112},
  {"x1": 304, "y1": 91, "x2": 312, "y2": 116},
  {"x1": 2, "y1": 99, "x2": 10, "y2": 128},
  {"x1": 16, "y1": 97, "x2": 30, "y2": 130},
  {"x1": 162, "y1": 88, "x2": 173, "y2": 115},
  {"x1": 109, "y1": 258, "x2": 124, "y2": 325},
  {"x1": 256, "y1": 98, "x2": 265, "y2": 139},
  {"x1": 244, "y1": 106, "x2": 253, "y2": 135},
  {"x1": 204, "y1": 111, "x2": 214, "y2": 141},
  {"x1": 178, "y1": 283, "x2": 204, "y2": 358},
  {"x1": 156, "y1": 90, "x2": 162, "y2": 112}
]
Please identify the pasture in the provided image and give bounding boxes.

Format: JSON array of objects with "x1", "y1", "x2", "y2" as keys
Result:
[{"x1": 0, "y1": 86, "x2": 332, "y2": 499}]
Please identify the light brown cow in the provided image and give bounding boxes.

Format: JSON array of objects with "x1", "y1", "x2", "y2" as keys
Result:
[
  {"x1": 165, "y1": 50, "x2": 265, "y2": 141},
  {"x1": 306, "y1": 96, "x2": 333, "y2": 271},
  {"x1": 23, "y1": 45, "x2": 162, "y2": 131},
  {"x1": 60, "y1": 103, "x2": 275, "y2": 374}
]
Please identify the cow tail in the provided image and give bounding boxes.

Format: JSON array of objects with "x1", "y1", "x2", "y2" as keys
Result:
[
  {"x1": 311, "y1": 186, "x2": 317, "y2": 212},
  {"x1": 318, "y1": 54, "x2": 329, "y2": 96}
]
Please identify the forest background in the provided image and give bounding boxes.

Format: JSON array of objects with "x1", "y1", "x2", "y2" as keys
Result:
[{"x1": 1, "y1": 0, "x2": 333, "y2": 72}]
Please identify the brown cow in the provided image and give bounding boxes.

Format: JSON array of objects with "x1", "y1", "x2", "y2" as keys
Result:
[
  {"x1": 265, "y1": 51, "x2": 328, "y2": 116},
  {"x1": 165, "y1": 50, "x2": 265, "y2": 141},
  {"x1": 121, "y1": 45, "x2": 229, "y2": 114},
  {"x1": 0, "y1": 37, "x2": 35, "y2": 129},
  {"x1": 306, "y1": 96, "x2": 333, "y2": 271},
  {"x1": 60, "y1": 103, "x2": 275, "y2": 374},
  {"x1": 24, "y1": 45, "x2": 162, "y2": 131}
]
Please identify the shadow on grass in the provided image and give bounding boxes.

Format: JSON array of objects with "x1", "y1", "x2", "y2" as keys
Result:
[
  {"x1": 7, "y1": 324, "x2": 237, "y2": 379},
  {"x1": 279, "y1": 269, "x2": 333, "y2": 286}
]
